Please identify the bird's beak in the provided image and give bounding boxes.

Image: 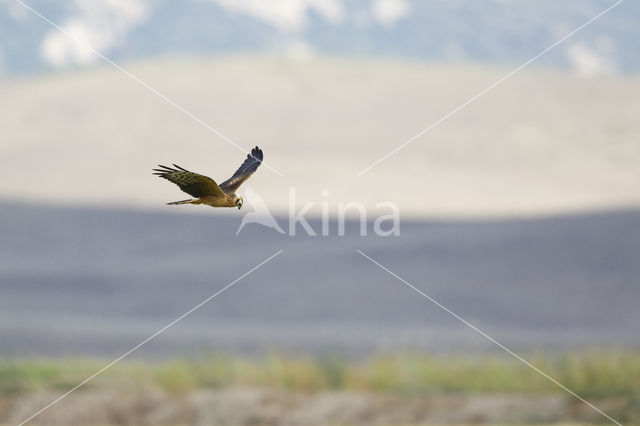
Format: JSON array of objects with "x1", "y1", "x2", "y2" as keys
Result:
[{"x1": 238, "y1": 204, "x2": 242, "y2": 209}]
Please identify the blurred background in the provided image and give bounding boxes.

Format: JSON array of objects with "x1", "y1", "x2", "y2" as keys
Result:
[{"x1": 1, "y1": 0, "x2": 639, "y2": 425}]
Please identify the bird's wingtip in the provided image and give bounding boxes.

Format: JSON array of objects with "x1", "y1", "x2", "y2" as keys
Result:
[{"x1": 250, "y1": 146, "x2": 263, "y2": 160}]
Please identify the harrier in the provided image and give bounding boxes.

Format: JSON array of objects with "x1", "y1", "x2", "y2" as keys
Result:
[{"x1": 153, "y1": 146, "x2": 263, "y2": 209}]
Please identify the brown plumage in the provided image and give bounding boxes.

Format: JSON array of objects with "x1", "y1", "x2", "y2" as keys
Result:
[{"x1": 153, "y1": 146, "x2": 263, "y2": 209}]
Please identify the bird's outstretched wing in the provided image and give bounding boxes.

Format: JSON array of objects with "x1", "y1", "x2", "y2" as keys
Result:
[
  {"x1": 220, "y1": 146, "x2": 263, "y2": 193},
  {"x1": 153, "y1": 164, "x2": 225, "y2": 197}
]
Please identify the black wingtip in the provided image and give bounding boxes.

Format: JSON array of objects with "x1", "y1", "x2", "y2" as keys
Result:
[
  {"x1": 250, "y1": 146, "x2": 263, "y2": 162},
  {"x1": 153, "y1": 164, "x2": 191, "y2": 174}
]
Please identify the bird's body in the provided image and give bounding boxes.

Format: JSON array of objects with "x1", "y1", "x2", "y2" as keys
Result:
[
  {"x1": 166, "y1": 193, "x2": 237, "y2": 207},
  {"x1": 153, "y1": 146, "x2": 263, "y2": 209}
]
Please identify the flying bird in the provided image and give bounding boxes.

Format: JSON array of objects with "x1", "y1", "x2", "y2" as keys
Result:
[{"x1": 153, "y1": 146, "x2": 263, "y2": 209}]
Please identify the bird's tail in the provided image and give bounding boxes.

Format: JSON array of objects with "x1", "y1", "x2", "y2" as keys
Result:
[{"x1": 167, "y1": 199, "x2": 196, "y2": 205}]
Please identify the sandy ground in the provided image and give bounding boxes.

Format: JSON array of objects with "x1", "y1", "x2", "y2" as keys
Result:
[
  {"x1": 0, "y1": 56, "x2": 639, "y2": 218},
  {"x1": 2, "y1": 204, "x2": 639, "y2": 356},
  {"x1": 1, "y1": 387, "x2": 628, "y2": 425}
]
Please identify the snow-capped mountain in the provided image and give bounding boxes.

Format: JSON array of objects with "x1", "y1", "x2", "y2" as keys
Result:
[{"x1": 1, "y1": 0, "x2": 638, "y2": 75}]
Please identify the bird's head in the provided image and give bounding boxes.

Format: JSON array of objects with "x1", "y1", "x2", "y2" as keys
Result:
[{"x1": 235, "y1": 196, "x2": 243, "y2": 209}]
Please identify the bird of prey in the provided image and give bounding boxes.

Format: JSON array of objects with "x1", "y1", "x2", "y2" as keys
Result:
[{"x1": 153, "y1": 146, "x2": 263, "y2": 209}]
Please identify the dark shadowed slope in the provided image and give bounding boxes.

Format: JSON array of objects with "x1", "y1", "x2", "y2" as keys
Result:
[{"x1": 0, "y1": 201, "x2": 638, "y2": 358}]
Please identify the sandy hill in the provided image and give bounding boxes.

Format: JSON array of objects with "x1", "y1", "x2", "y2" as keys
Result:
[{"x1": 1, "y1": 56, "x2": 639, "y2": 218}]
